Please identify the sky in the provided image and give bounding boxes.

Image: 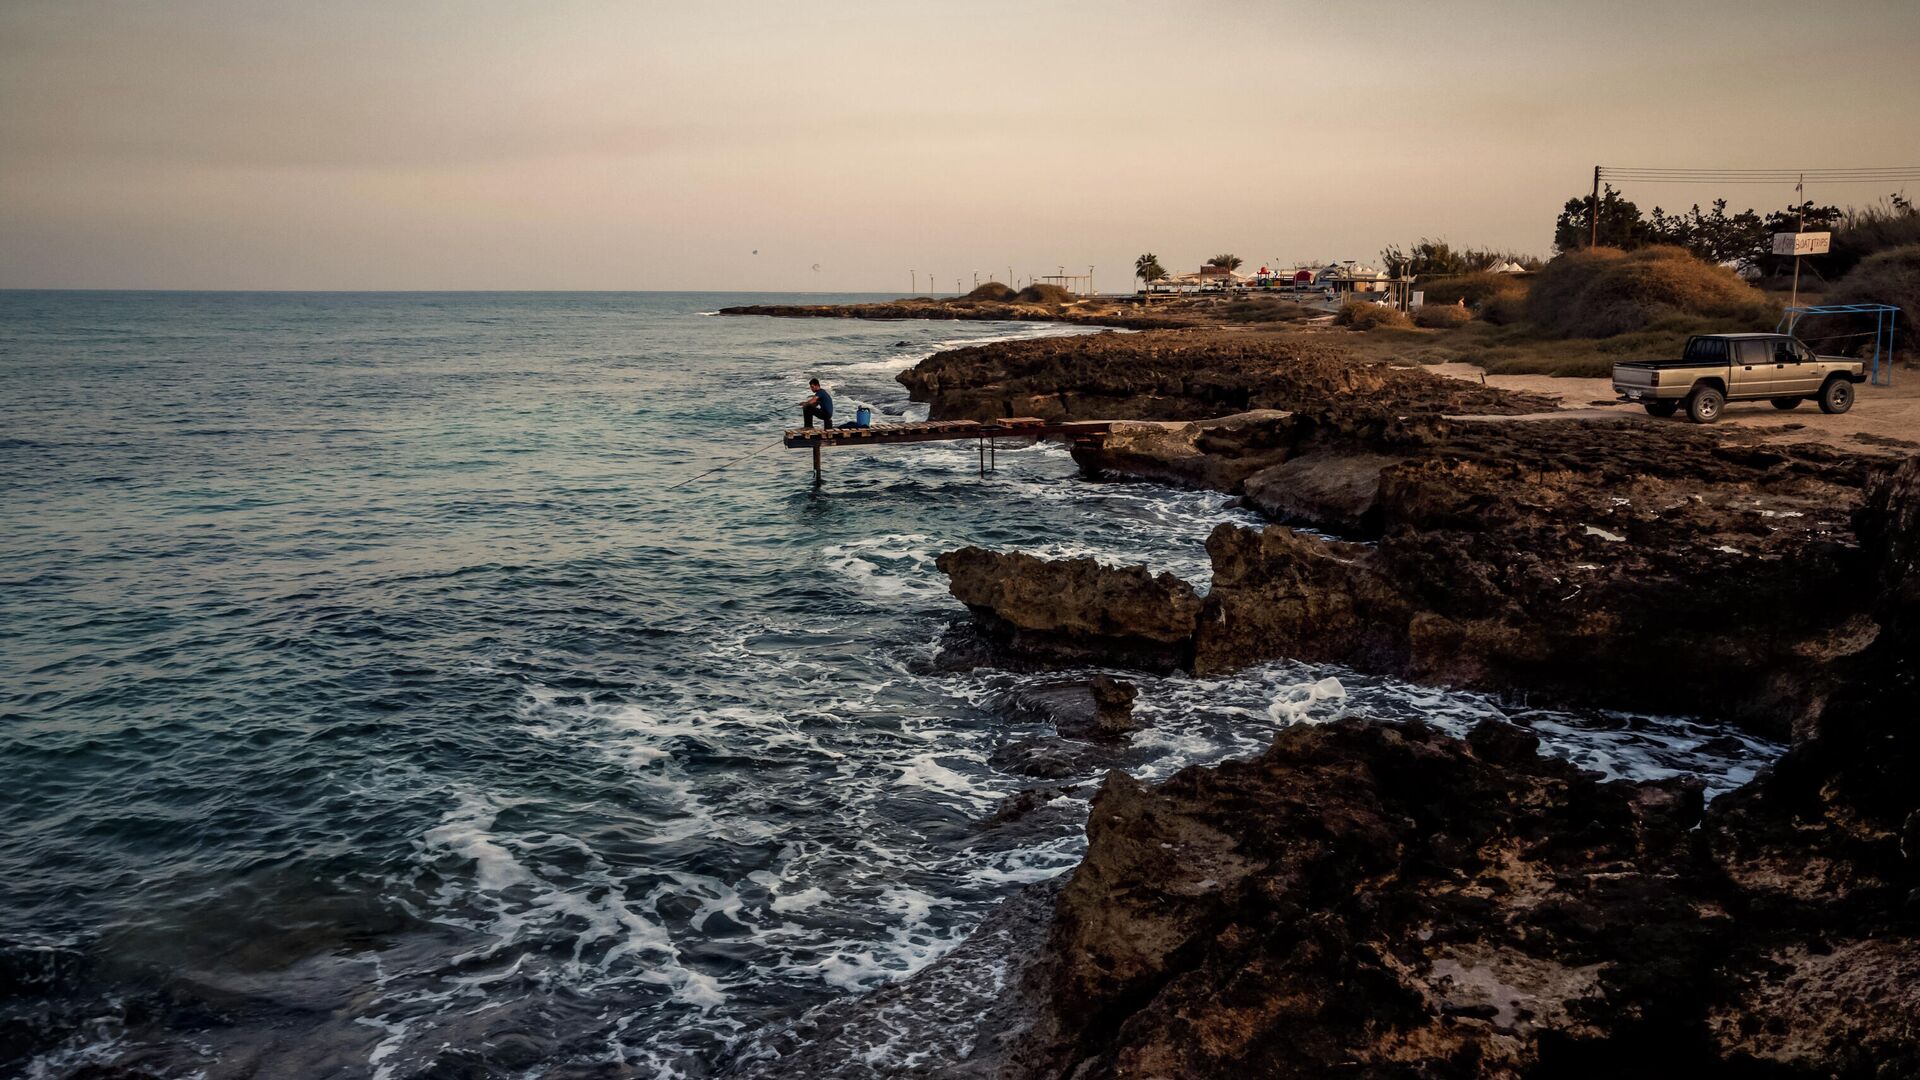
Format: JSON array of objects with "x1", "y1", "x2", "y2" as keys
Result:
[{"x1": 2, "y1": 0, "x2": 1917, "y2": 292}]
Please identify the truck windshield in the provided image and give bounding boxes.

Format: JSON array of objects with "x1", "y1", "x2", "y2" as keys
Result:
[{"x1": 1683, "y1": 337, "x2": 1730, "y2": 362}]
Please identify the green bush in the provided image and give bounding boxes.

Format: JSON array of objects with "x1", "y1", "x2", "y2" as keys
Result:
[
  {"x1": 1526, "y1": 245, "x2": 1777, "y2": 338},
  {"x1": 1335, "y1": 300, "x2": 1413, "y2": 330},
  {"x1": 1413, "y1": 302, "x2": 1472, "y2": 329}
]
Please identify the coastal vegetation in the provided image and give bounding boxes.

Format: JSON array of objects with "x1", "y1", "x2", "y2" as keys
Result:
[
  {"x1": 1379, "y1": 238, "x2": 1540, "y2": 278},
  {"x1": 1411, "y1": 301, "x2": 1472, "y2": 329},
  {"x1": 1524, "y1": 245, "x2": 1779, "y2": 338},
  {"x1": 1333, "y1": 299, "x2": 1412, "y2": 330},
  {"x1": 1205, "y1": 253, "x2": 1243, "y2": 272},
  {"x1": 964, "y1": 280, "x2": 1018, "y2": 301},
  {"x1": 1553, "y1": 185, "x2": 1920, "y2": 276}
]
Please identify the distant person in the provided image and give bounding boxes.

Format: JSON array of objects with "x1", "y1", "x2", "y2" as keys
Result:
[{"x1": 801, "y1": 378, "x2": 834, "y2": 429}]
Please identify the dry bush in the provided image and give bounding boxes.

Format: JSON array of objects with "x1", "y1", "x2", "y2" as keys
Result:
[
  {"x1": 965, "y1": 281, "x2": 1017, "y2": 302},
  {"x1": 1526, "y1": 245, "x2": 1777, "y2": 338},
  {"x1": 1480, "y1": 291, "x2": 1530, "y2": 325},
  {"x1": 1419, "y1": 271, "x2": 1527, "y2": 309},
  {"x1": 1016, "y1": 283, "x2": 1076, "y2": 304},
  {"x1": 1221, "y1": 298, "x2": 1319, "y2": 324},
  {"x1": 1335, "y1": 301, "x2": 1413, "y2": 330},
  {"x1": 1414, "y1": 303, "x2": 1473, "y2": 329},
  {"x1": 1800, "y1": 243, "x2": 1920, "y2": 362}
]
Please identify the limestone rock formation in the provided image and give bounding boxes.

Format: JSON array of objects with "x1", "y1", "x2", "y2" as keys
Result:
[
  {"x1": 935, "y1": 546, "x2": 1203, "y2": 671},
  {"x1": 898, "y1": 330, "x2": 1551, "y2": 422}
]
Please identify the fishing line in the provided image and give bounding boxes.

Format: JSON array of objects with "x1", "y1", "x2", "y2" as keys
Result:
[{"x1": 665, "y1": 436, "x2": 789, "y2": 492}]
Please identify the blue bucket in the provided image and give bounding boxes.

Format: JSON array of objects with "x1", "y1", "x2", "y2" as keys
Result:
[{"x1": 854, "y1": 405, "x2": 872, "y2": 428}]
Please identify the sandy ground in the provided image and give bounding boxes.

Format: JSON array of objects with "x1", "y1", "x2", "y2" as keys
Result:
[{"x1": 1432, "y1": 362, "x2": 1920, "y2": 455}]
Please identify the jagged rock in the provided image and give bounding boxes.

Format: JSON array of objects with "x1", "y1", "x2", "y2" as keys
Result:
[
  {"x1": 1069, "y1": 411, "x2": 1298, "y2": 490},
  {"x1": 936, "y1": 547, "x2": 1202, "y2": 671},
  {"x1": 898, "y1": 329, "x2": 1553, "y2": 423},
  {"x1": 1707, "y1": 454, "x2": 1920, "y2": 905},
  {"x1": 1241, "y1": 450, "x2": 1407, "y2": 535},
  {"x1": 748, "y1": 709, "x2": 1920, "y2": 1078},
  {"x1": 978, "y1": 785, "x2": 1082, "y2": 830}
]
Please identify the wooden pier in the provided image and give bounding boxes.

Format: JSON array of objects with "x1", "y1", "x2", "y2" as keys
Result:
[{"x1": 783, "y1": 417, "x2": 1111, "y2": 484}]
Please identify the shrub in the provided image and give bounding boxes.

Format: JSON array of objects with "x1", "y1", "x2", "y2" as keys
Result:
[
  {"x1": 1016, "y1": 283, "x2": 1076, "y2": 304},
  {"x1": 1801, "y1": 243, "x2": 1920, "y2": 362},
  {"x1": 1335, "y1": 300, "x2": 1412, "y2": 331},
  {"x1": 1829, "y1": 201, "x2": 1920, "y2": 277},
  {"x1": 965, "y1": 281, "x2": 1016, "y2": 301},
  {"x1": 1419, "y1": 271, "x2": 1528, "y2": 309},
  {"x1": 1413, "y1": 302, "x2": 1472, "y2": 329},
  {"x1": 1481, "y1": 291, "x2": 1530, "y2": 326},
  {"x1": 1525, "y1": 245, "x2": 1777, "y2": 338}
]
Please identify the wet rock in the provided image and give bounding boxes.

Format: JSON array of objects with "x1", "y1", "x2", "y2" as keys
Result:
[
  {"x1": 989, "y1": 738, "x2": 1099, "y2": 780},
  {"x1": 997, "y1": 675, "x2": 1140, "y2": 741},
  {"x1": 978, "y1": 785, "x2": 1080, "y2": 830},
  {"x1": 937, "y1": 547, "x2": 1202, "y2": 672}
]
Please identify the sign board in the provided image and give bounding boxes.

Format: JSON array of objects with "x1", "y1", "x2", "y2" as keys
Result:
[
  {"x1": 1411, "y1": 291, "x2": 1425, "y2": 308},
  {"x1": 1773, "y1": 231, "x2": 1831, "y2": 256}
]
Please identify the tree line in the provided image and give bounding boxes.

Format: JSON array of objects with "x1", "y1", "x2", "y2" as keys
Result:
[{"x1": 1553, "y1": 185, "x2": 1917, "y2": 276}]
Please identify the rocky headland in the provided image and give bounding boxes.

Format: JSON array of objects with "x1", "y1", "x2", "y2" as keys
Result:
[
  {"x1": 719, "y1": 309, "x2": 1920, "y2": 1077},
  {"x1": 717, "y1": 297, "x2": 1193, "y2": 331}
]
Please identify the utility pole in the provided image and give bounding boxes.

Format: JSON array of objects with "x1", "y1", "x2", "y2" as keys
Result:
[
  {"x1": 1589, "y1": 165, "x2": 1601, "y2": 249},
  {"x1": 1790, "y1": 172, "x2": 1806, "y2": 322},
  {"x1": 909, "y1": 270, "x2": 916, "y2": 295}
]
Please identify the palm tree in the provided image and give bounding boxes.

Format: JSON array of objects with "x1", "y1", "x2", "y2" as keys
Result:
[
  {"x1": 1206, "y1": 253, "x2": 1244, "y2": 271},
  {"x1": 1135, "y1": 253, "x2": 1168, "y2": 291}
]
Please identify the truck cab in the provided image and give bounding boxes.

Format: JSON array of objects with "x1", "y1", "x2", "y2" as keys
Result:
[{"x1": 1612, "y1": 333, "x2": 1866, "y2": 423}]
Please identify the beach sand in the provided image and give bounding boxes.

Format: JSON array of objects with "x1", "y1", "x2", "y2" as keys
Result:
[{"x1": 1431, "y1": 361, "x2": 1920, "y2": 453}]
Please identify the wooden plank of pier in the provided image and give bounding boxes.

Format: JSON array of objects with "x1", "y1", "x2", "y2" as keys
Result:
[{"x1": 782, "y1": 418, "x2": 1109, "y2": 448}]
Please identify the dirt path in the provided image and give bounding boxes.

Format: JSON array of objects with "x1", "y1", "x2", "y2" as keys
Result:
[{"x1": 1431, "y1": 362, "x2": 1920, "y2": 454}]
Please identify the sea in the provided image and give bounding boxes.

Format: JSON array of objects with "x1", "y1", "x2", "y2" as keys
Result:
[{"x1": 0, "y1": 291, "x2": 1781, "y2": 1078}]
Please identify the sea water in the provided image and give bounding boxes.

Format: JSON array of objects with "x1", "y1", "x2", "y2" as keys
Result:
[{"x1": 0, "y1": 292, "x2": 1778, "y2": 1077}]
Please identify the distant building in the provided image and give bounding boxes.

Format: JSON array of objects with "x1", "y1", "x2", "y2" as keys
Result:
[{"x1": 1320, "y1": 261, "x2": 1391, "y2": 294}]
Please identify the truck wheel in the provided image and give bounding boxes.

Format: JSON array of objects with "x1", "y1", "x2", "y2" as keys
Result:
[
  {"x1": 1686, "y1": 386, "x2": 1725, "y2": 424},
  {"x1": 1643, "y1": 400, "x2": 1679, "y2": 418},
  {"x1": 1770, "y1": 397, "x2": 1803, "y2": 410},
  {"x1": 1818, "y1": 378, "x2": 1854, "y2": 415}
]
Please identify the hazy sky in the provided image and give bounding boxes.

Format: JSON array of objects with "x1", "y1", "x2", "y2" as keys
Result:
[{"x1": 3, "y1": 0, "x2": 1916, "y2": 291}]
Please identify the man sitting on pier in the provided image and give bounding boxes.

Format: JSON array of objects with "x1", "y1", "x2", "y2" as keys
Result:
[{"x1": 801, "y1": 378, "x2": 834, "y2": 429}]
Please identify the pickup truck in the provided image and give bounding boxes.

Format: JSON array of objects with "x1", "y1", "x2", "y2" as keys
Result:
[{"x1": 1613, "y1": 333, "x2": 1866, "y2": 423}]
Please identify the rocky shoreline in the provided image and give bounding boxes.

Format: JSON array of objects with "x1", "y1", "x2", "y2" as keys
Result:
[{"x1": 720, "y1": 313, "x2": 1920, "y2": 1076}]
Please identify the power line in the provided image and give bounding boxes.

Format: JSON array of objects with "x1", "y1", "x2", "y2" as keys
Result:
[{"x1": 1598, "y1": 165, "x2": 1920, "y2": 186}]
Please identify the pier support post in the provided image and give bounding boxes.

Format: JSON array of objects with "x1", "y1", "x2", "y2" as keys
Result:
[{"x1": 813, "y1": 443, "x2": 823, "y2": 487}]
